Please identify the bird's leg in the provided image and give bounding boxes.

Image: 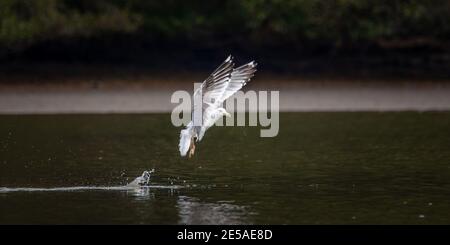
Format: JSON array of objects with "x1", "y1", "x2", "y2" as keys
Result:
[{"x1": 188, "y1": 137, "x2": 196, "y2": 158}]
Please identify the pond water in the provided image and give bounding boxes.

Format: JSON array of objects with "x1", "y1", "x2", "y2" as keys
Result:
[{"x1": 1, "y1": 113, "x2": 450, "y2": 224}]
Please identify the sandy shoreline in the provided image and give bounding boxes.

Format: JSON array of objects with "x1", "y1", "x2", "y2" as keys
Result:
[{"x1": 1, "y1": 79, "x2": 450, "y2": 114}]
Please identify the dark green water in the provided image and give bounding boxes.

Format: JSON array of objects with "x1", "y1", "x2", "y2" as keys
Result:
[{"x1": 1, "y1": 113, "x2": 450, "y2": 224}]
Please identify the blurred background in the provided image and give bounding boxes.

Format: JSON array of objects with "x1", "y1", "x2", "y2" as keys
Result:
[
  {"x1": 1, "y1": 0, "x2": 450, "y2": 113},
  {"x1": 1, "y1": 0, "x2": 449, "y2": 78}
]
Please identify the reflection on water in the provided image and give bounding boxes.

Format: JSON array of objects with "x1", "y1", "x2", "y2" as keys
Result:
[
  {"x1": 1, "y1": 113, "x2": 450, "y2": 224},
  {"x1": 126, "y1": 187, "x2": 154, "y2": 200},
  {"x1": 177, "y1": 196, "x2": 251, "y2": 225}
]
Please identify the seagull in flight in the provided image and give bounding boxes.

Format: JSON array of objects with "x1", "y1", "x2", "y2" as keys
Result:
[{"x1": 179, "y1": 55, "x2": 257, "y2": 158}]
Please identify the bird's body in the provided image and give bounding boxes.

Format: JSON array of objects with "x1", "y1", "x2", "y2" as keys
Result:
[{"x1": 179, "y1": 55, "x2": 257, "y2": 157}]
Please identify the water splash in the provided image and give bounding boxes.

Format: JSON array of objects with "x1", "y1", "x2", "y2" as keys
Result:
[
  {"x1": 0, "y1": 170, "x2": 182, "y2": 193},
  {"x1": 0, "y1": 185, "x2": 181, "y2": 193},
  {"x1": 126, "y1": 169, "x2": 154, "y2": 187}
]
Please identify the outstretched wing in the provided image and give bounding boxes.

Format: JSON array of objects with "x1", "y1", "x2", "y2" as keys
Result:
[
  {"x1": 192, "y1": 56, "x2": 258, "y2": 141},
  {"x1": 192, "y1": 56, "x2": 234, "y2": 136},
  {"x1": 219, "y1": 61, "x2": 257, "y2": 103},
  {"x1": 194, "y1": 55, "x2": 234, "y2": 108}
]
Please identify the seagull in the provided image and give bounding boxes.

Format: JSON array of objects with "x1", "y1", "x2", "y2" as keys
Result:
[{"x1": 179, "y1": 55, "x2": 257, "y2": 158}]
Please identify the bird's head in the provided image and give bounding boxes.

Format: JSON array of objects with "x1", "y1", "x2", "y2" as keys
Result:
[{"x1": 218, "y1": 108, "x2": 231, "y2": 118}]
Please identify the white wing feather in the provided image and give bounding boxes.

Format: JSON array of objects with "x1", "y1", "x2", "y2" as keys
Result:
[
  {"x1": 220, "y1": 61, "x2": 257, "y2": 103},
  {"x1": 179, "y1": 129, "x2": 191, "y2": 156},
  {"x1": 193, "y1": 55, "x2": 234, "y2": 111}
]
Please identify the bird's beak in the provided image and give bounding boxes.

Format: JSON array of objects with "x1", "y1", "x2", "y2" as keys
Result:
[{"x1": 225, "y1": 112, "x2": 231, "y2": 118}]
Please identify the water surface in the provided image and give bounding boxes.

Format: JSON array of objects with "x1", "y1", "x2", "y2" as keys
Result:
[{"x1": 1, "y1": 113, "x2": 450, "y2": 224}]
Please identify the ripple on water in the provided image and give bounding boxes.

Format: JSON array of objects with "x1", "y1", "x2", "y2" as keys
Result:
[{"x1": 0, "y1": 185, "x2": 182, "y2": 193}]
